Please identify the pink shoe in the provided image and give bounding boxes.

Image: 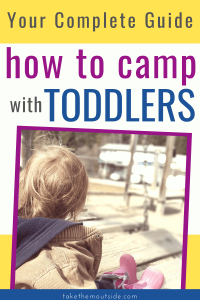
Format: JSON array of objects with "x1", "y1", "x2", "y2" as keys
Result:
[
  {"x1": 100, "y1": 254, "x2": 138, "y2": 289},
  {"x1": 125, "y1": 267, "x2": 164, "y2": 289}
]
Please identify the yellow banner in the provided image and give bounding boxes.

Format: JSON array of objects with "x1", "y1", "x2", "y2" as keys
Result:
[
  {"x1": 0, "y1": 235, "x2": 12, "y2": 289},
  {"x1": 0, "y1": 0, "x2": 199, "y2": 43},
  {"x1": 186, "y1": 235, "x2": 200, "y2": 289},
  {"x1": 0, "y1": 234, "x2": 199, "y2": 288}
]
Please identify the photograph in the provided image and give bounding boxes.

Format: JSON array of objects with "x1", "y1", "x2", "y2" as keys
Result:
[
  {"x1": 1, "y1": 0, "x2": 200, "y2": 295},
  {"x1": 14, "y1": 128, "x2": 189, "y2": 289}
]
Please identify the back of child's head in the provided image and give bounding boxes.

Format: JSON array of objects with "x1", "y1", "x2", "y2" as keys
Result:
[{"x1": 18, "y1": 144, "x2": 88, "y2": 220}]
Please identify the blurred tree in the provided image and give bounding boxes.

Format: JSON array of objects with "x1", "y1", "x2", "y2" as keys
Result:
[
  {"x1": 30, "y1": 131, "x2": 187, "y2": 155},
  {"x1": 175, "y1": 136, "x2": 187, "y2": 155},
  {"x1": 138, "y1": 135, "x2": 187, "y2": 155},
  {"x1": 61, "y1": 131, "x2": 104, "y2": 149},
  {"x1": 21, "y1": 130, "x2": 33, "y2": 169}
]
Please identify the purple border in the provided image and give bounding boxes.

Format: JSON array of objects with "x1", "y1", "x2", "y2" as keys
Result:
[
  {"x1": 181, "y1": 132, "x2": 192, "y2": 289},
  {"x1": 10, "y1": 126, "x2": 192, "y2": 289},
  {"x1": 11, "y1": 126, "x2": 21, "y2": 289}
]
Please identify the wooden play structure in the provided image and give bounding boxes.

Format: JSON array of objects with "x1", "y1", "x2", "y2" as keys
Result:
[
  {"x1": 21, "y1": 130, "x2": 184, "y2": 289},
  {"x1": 81, "y1": 134, "x2": 184, "y2": 289}
]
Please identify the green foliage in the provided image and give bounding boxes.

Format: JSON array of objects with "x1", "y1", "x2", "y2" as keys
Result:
[
  {"x1": 61, "y1": 131, "x2": 104, "y2": 149},
  {"x1": 175, "y1": 136, "x2": 187, "y2": 155},
  {"x1": 139, "y1": 135, "x2": 187, "y2": 155},
  {"x1": 32, "y1": 130, "x2": 187, "y2": 155}
]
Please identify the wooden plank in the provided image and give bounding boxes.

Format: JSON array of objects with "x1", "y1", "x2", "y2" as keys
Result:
[
  {"x1": 136, "y1": 257, "x2": 182, "y2": 289},
  {"x1": 97, "y1": 229, "x2": 182, "y2": 276},
  {"x1": 88, "y1": 191, "x2": 124, "y2": 196},
  {"x1": 136, "y1": 253, "x2": 182, "y2": 272},
  {"x1": 92, "y1": 222, "x2": 142, "y2": 234},
  {"x1": 76, "y1": 207, "x2": 97, "y2": 222},
  {"x1": 87, "y1": 191, "x2": 184, "y2": 200},
  {"x1": 84, "y1": 205, "x2": 142, "y2": 220},
  {"x1": 77, "y1": 214, "x2": 97, "y2": 222},
  {"x1": 83, "y1": 218, "x2": 142, "y2": 234}
]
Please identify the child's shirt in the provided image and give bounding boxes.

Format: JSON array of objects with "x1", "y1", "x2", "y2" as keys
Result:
[{"x1": 16, "y1": 218, "x2": 103, "y2": 289}]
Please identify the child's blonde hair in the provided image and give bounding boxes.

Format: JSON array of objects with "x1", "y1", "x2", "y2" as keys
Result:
[{"x1": 18, "y1": 145, "x2": 88, "y2": 220}]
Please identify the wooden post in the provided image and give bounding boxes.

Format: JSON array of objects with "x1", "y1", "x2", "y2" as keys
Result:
[
  {"x1": 21, "y1": 130, "x2": 33, "y2": 169},
  {"x1": 157, "y1": 136, "x2": 176, "y2": 215},
  {"x1": 124, "y1": 134, "x2": 138, "y2": 206},
  {"x1": 58, "y1": 131, "x2": 62, "y2": 145},
  {"x1": 151, "y1": 149, "x2": 160, "y2": 191}
]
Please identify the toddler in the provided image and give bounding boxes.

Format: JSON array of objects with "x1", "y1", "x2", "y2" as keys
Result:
[{"x1": 16, "y1": 144, "x2": 164, "y2": 289}]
